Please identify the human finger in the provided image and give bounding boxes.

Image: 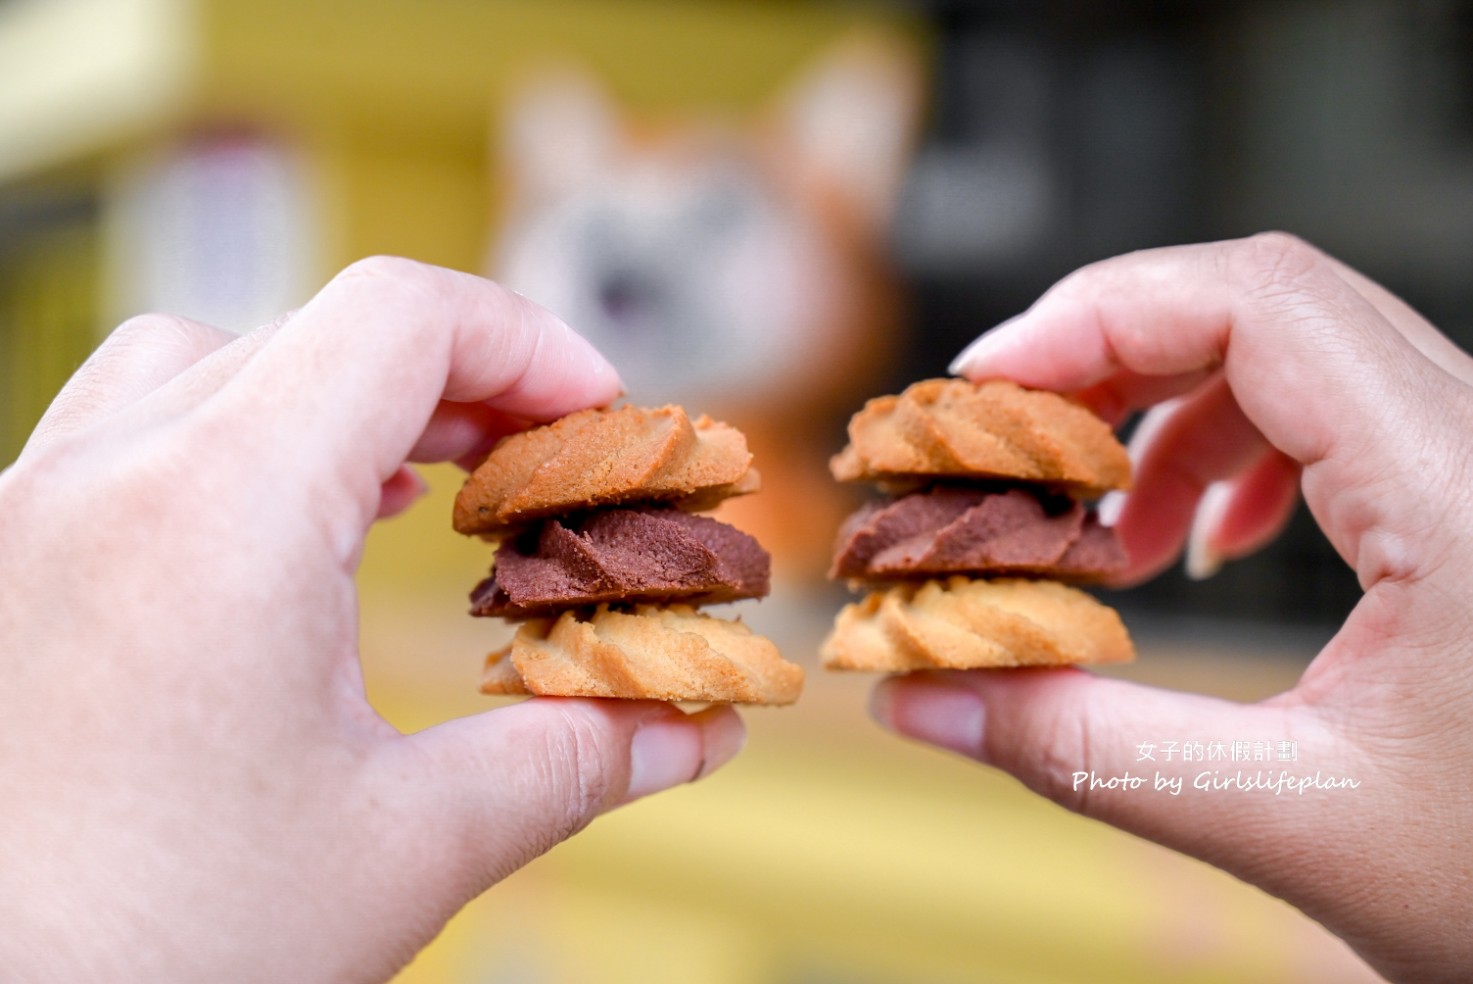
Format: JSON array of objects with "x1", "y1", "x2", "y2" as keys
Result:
[
  {"x1": 210, "y1": 257, "x2": 622, "y2": 536},
  {"x1": 1106, "y1": 376, "x2": 1270, "y2": 584},
  {"x1": 947, "y1": 235, "x2": 1397, "y2": 459},
  {"x1": 1185, "y1": 450, "x2": 1300, "y2": 580},
  {"x1": 22, "y1": 313, "x2": 237, "y2": 458},
  {"x1": 1059, "y1": 368, "x2": 1216, "y2": 429},
  {"x1": 376, "y1": 466, "x2": 429, "y2": 520},
  {"x1": 1324, "y1": 256, "x2": 1473, "y2": 386},
  {"x1": 868, "y1": 663, "x2": 1473, "y2": 980},
  {"x1": 948, "y1": 233, "x2": 1467, "y2": 588},
  {"x1": 405, "y1": 402, "x2": 531, "y2": 466},
  {"x1": 121, "y1": 313, "x2": 293, "y2": 419},
  {"x1": 387, "y1": 699, "x2": 743, "y2": 902},
  {"x1": 968, "y1": 245, "x2": 1473, "y2": 396},
  {"x1": 870, "y1": 669, "x2": 1350, "y2": 916}
]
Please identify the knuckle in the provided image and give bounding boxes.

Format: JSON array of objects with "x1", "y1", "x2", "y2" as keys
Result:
[
  {"x1": 111, "y1": 311, "x2": 191, "y2": 342},
  {"x1": 326, "y1": 256, "x2": 444, "y2": 328},
  {"x1": 106, "y1": 312, "x2": 231, "y2": 366},
  {"x1": 986, "y1": 680, "x2": 1098, "y2": 816},
  {"x1": 333, "y1": 254, "x2": 434, "y2": 293},
  {"x1": 1027, "y1": 711, "x2": 1097, "y2": 816},
  {"x1": 1233, "y1": 231, "x2": 1324, "y2": 293},
  {"x1": 424, "y1": 706, "x2": 624, "y2": 888},
  {"x1": 536, "y1": 704, "x2": 618, "y2": 842},
  {"x1": 110, "y1": 311, "x2": 225, "y2": 352}
]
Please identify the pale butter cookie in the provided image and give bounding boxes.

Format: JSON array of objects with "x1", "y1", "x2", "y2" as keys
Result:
[
  {"x1": 821, "y1": 576, "x2": 1134, "y2": 672},
  {"x1": 455, "y1": 404, "x2": 759, "y2": 537},
  {"x1": 830, "y1": 378, "x2": 1130, "y2": 496},
  {"x1": 482, "y1": 604, "x2": 803, "y2": 705}
]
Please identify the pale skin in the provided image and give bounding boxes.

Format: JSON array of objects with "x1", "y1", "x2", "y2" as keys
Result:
[
  {"x1": 872, "y1": 233, "x2": 1473, "y2": 983},
  {"x1": 0, "y1": 257, "x2": 745, "y2": 983}
]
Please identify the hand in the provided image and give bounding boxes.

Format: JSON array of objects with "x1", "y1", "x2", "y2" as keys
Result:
[
  {"x1": 0, "y1": 257, "x2": 744, "y2": 983},
  {"x1": 871, "y1": 234, "x2": 1473, "y2": 983}
]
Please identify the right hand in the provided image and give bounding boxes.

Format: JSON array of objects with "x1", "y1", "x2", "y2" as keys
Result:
[{"x1": 876, "y1": 234, "x2": 1473, "y2": 982}]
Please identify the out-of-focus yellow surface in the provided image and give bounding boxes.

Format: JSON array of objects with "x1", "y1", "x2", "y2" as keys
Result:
[
  {"x1": 0, "y1": 217, "x2": 100, "y2": 460},
  {"x1": 359, "y1": 469, "x2": 1381, "y2": 984},
  {"x1": 1, "y1": 0, "x2": 890, "y2": 182},
  {"x1": 0, "y1": 0, "x2": 923, "y2": 461}
]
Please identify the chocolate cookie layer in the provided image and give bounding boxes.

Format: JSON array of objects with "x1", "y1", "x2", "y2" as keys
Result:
[
  {"x1": 472, "y1": 508, "x2": 770, "y2": 618},
  {"x1": 831, "y1": 485, "x2": 1125, "y2": 582}
]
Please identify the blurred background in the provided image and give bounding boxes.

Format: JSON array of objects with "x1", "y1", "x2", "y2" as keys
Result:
[{"x1": 5, "y1": 0, "x2": 1471, "y2": 979}]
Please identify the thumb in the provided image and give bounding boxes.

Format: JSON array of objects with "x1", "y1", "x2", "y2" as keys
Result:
[
  {"x1": 871, "y1": 669, "x2": 1350, "y2": 883},
  {"x1": 391, "y1": 698, "x2": 744, "y2": 897}
]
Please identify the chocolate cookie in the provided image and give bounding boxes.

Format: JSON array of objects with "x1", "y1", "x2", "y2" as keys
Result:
[
  {"x1": 455, "y1": 403, "x2": 802, "y2": 705},
  {"x1": 824, "y1": 378, "x2": 1136, "y2": 671}
]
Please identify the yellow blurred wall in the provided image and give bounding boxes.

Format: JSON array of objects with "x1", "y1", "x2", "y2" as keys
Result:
[{"x1": 0, "y1": 0, "x2": 925, "y2": 464}]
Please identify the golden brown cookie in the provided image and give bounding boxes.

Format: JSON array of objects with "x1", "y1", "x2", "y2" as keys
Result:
[
  {"x1": 454, "y1": 404, "x2": 760, "y2": 537},
  {"x1": 482, "y1": 604, "x2": 804, "y2": 705},
  {"x1": 821, "y1": 576, "x2": 1134, "y2": 672},
  {"x1": 829, "y1": 378, "x2": 1130, "y2": 496}
]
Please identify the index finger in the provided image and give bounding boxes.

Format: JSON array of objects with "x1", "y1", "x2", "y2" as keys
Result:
[
  {"x1": 949, "y1": 234, "x2": 1473, "y2": 590},
  {"x1": 949, "y1": 234, "x2": 1430, "y2": 468},
  {"x1": 210, "y1": 257, "x2": 622, "y2": 526}
]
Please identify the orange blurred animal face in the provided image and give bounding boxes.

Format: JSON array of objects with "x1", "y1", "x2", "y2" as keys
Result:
[
  {"x1": 489, "y1": 35, "x2": 921, "y2": 413},
  {"x1": 495, "y1": 135, "x2": 838, "y2": 406}
]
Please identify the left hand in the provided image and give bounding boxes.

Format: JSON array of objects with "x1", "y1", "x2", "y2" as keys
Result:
[{"x1": 0, "y1": 257, "x2": 745, "y2": 983}]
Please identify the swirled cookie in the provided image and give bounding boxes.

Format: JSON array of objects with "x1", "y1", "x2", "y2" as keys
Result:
[
  {"x1": 830, "y1": 378, "x2": 1130, "y2": 497},
  {"x1": 457, "y1": 402, "x2": 802, "y2": 705},
  {"x1": 825, "y1": 378, "x2": 1135, "y2": 672},
  {"x1": 454, "y1": 404, "x2": 759, "y2": 537},
  {"x1": 822, "y1": 577, "x2": 1133, "y2": 671},
  {"x1": 483, "y1": 604, "x2": 803, "y2": 705}
]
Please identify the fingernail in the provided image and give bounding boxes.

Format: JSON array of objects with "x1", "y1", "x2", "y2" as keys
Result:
[
  {"x1": 1096, "y1": 489, "x2": 1125, "y2": 527},
  {"x1": 559, "y1": 320, "x2": 625, "y2": 404},
  {"x1": 1185, "y1": 482, "x2": 1230, "y2": 581},
  {"x1": 690, "y1": 706, "x2": 746, "y2": 780},
  {"x1": 948, "y1": 314, "x2": 1023, "y2": 377},
  {"x1": 409, "y1": 467, "x2": 431, "y2": 498},
  {"x1": 591, "y1": 353, "x2": 626, "y2": 403},
  {"x1": 625, "y1": 710, "x2": 744, "y2": 802},
  {"x1": 871, "y1": 676, "x2": 986, "y2": 759}
]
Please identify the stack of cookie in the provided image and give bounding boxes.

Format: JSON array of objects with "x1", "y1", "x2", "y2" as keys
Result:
[
  {"x1": 822, "y1": 378, "x2": 1136, "y2": 671},
  {"x1": 453, "y1": 403, "x2": 804, "y2": 705}
]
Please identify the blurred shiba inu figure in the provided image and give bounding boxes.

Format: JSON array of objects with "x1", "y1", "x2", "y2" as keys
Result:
[{"x1": 489, "y1": 33, "x2": 923, "y2": 580}]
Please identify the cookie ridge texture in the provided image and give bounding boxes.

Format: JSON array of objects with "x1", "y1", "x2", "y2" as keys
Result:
[
  {"x1": 821, "y1": 577, "x2": 1134, "y2": 671},
  {"x1": 455, "y1": 404, "x2": 759, "y2": 536},
  {"x1": 829, "y1": 378, "x2": 1130, "y2": 496},
  {"x1": 482, "y1": 604, "x2": 804, "y2": 705}
]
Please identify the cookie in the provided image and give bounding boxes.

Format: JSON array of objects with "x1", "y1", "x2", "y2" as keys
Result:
[
  {"x1": 458, "y1": 402, "x2": 802, "y2": 704},
  {"x1": 829, "y1": 484, "x2": 1126, "y2": 582},
  {"x1": 470, "y1": 508, "x2": 770, "y2": 618},
  {"x1": 821, "y1": 577, "x2": 1134, "y2": 672},
  {"x1": 824, "y1": 378, "x2": 1136, "y2": 672},
  {"x1": 454, "y1": 404, "x2": 759, "y2": 537},
  {"x1": 483, "y1": 604, "x2": 804, "y2": 705},
  {"x1": 829, "y1": 378, "x2": 1130, "y2": 497}
]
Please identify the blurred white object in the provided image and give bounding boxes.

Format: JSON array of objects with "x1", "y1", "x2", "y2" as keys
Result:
[{"x1": 107, "y1": 132, "x2": 319, "y2": 332}]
